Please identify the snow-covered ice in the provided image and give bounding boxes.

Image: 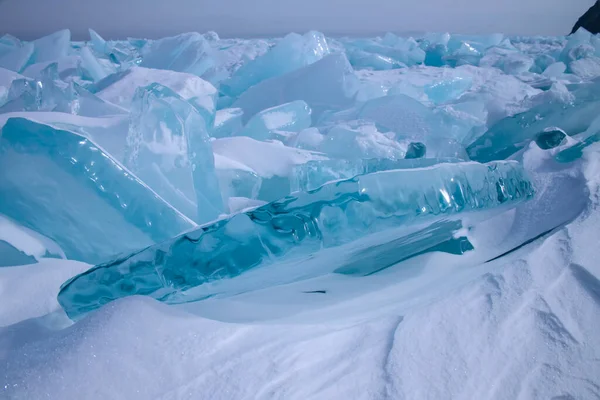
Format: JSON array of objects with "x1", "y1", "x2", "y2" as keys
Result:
[{"x1": 1, "y1": 26, "x2": 600, "y2": 400}]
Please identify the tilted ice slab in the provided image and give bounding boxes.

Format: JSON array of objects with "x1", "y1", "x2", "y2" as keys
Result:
[
  {"x1": 467, "y1": 80, "x2": 600, "y2": 162},
  {"x1": 125, "y1": 82, "x2": 223, "y2": 224},
  {"x1": 0, "y1": 118, "x2": 195, "y2": 264},
  {"x1": 222, "y1": 31, "x2": 330, "y2": 98},
  {"x1": 57, "y1": 160, "x2": 533, "y2": 319},
  {"x1": 234, "y1": 53, "x2": 359, "y2": 123}
]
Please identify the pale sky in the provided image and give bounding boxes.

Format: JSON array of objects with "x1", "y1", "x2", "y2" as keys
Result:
[{"x1": 0, "y1": 0, "x2": 595, "y2": 40}]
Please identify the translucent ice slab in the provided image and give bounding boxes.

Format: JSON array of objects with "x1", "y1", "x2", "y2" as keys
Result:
[
  {"x1": 238, "y1": 100, "x2": 311, "y2": 141},
  {"x1": 125, "y1": 83, "x2": 223, "y2": 223},
  {"x1": 57, "y1": 160, "x2": 533, "y2": 319},
  {"x1": 234, "y1": 53, "x2": 359, "y2": 123},
  {"x1": 0, "y1": 118, "x2": 195, "y2": 264},
  {"x1": 140, "y1": 33, "x2": 214, "y2": 77},
  {"x1": 222, "y1": 31, "x2": 330, "y2": 97},
  {"x1": 467, "y1": 80, "x2": 600, "y2": 162}
]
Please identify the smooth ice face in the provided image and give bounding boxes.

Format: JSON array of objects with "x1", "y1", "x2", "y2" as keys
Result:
[
  {"x1": 57, "y1": 160, "x2": 533, "y2": 319},
  {"x1": 290, "y1": 157, "x2": 460, "y2": 192},
  {"x1": 234, "y1": 53, "x2": 360, "y2": 123},
  {"x1": 79, "y1": 47, "x2": 107, "y2": 82},
  {"x1": 125, "y1": 83, "x2": 223, "y2": 224},
  {"x1": 140, "y1": 33, "x2": 214, "y2": 77},
  {"x1": 31, "y1": 29, "x2": 71, "y2": 65},
  {"x1": 0, "y1": 43, "x2": 34, "y2": 73},
  {"x1": 222, "y1": 31, "x2": 330, "y2": 97},
  {"x1": 0, "y1": 118, "x2": 195, "y2": 264},
  {"x1": 467, "y1": 81, "x2": 600, "y2": 162},
  {"x1": 238, "y1": 100, "x2": 312, "y2": 141}
]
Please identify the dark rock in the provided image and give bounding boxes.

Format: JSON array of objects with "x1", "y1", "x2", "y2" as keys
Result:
[{"x1": 571, "y1": 1, "x2": 600, "y2": 34}]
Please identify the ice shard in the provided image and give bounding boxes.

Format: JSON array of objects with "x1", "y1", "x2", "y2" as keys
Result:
[
  {"x1": 238, "y1": 101, "x2": 312, "y2": 141},
  {"x1": 140, "y1": 33, "x2": 214, "y2": 77},
  {"x1": 0, "y1": 118, "x2": 195, "y2": 264},
  {"x1": 467, "y1": 81, "x2": 600, "y2": 162},
  {"x1": 0, "y1": 63, "x2": 79, "y2": 114},
  {"x1": 290, "y1": 157, "x2": 460, "y2": 192},
  {"x1": 125, "y1": 83, "x2": 223, "y2": 224},
  {"x1": 79, "y1": 47, "x2": 107, "y2": 82},
  {"x1": 346, "y1": 47, "x2": 405, "y2": 70},
  {"x1": 57, "y1": 160, "x2": 533, "y2": 319},
  {"x1": 222, "y1": 31, "x2": 330, "y2": 97},
  {"x1": 0, "y1": 43, "x2": 34, "y2": 73},
  {"x1": 234, "y1": 53, "x2": 359, "y2": 123},
  {"x1": 31, "y1": 29, "x2": 71, "y2": 64}
]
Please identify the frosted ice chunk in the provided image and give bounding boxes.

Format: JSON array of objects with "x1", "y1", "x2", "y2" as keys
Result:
[
  {"x1": 234, "y1": 53, "x2": 359, "y2": 123},
  {"x1": 125, "y1": 83, "x2": 223, "y2": 223},
  {"x1": 319, "y1": 122, "x2": 406, "y2": 160},
  {"x1": 88, "y1": 29, "x2": 107, "y2": 54},
  {"x1": 31, "y1": 29, "x2": 71, "y2": 64},
  {"x1": 0, "y1": 118, "x2": 195, "y2": 264},
  {"x1": 57, "y1": 160, "x2": 533, "y2": 319},
  {"x1": 479, "y1": 48, "x2": 534, "y2": 75},
  {"x1": 222, "y1": 31, "x2": 330, "y2": 97},
  {"x1": 405, "y1": 142, "x2": 427, "y2": 159},
  {"x1": 213, "y1": 108, "x2": 243, "y2": 138},
  {"x1": 0, "y1": 43, "x2": 34, "y2": 73},
  {"x1": 357, "y1": 94, "x2": 442, "y2": 138},
  {"x1": 542, "y1": 62, "x2": 567, "y2": 78},
  {"x1": 569, "y1": 57, "x2": 600, "y2": 80},
  {"x1": 424, "y1": 76, "x2": 472, "y2": 105},
  {"x1": 238, "y1": 101, "x2": 311, "y2": 141},
  {"x1": 140, "y1": 33, "x2": 214, "y2": 77},
  {"x1": 94, "y1": 66, "x2": 218, "y2": 113}
]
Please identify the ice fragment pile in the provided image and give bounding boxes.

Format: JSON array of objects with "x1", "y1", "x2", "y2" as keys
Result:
[{"x1": 0, "y1": 27, "x2": 598, "y2": 319}]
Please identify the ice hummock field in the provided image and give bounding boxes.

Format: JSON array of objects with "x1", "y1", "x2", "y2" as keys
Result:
[{"x1": 1, "y1": 27, "x2": 600, "y2": 399}]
